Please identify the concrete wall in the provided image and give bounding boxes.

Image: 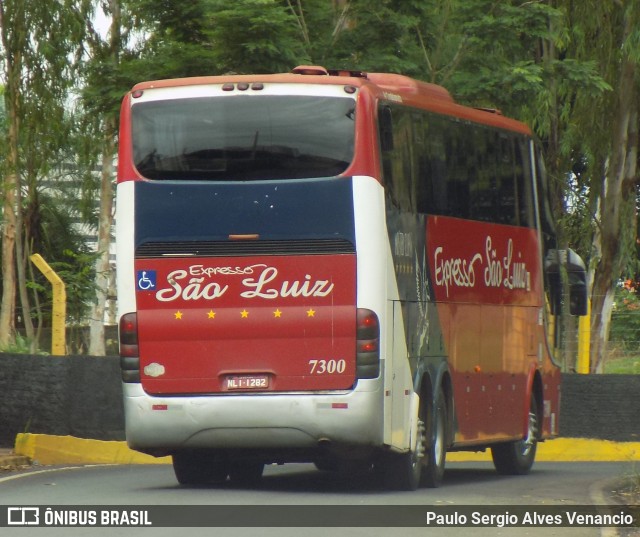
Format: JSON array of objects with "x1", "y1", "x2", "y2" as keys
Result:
[
  {"x1": 0, "y1": 354, "x2": 124, "y2": 447},
  {"x1": 558, "y1": 373, "x2": 640, "y2": 442},
  {"x1": 0, "y1": 353, "x2": 638, "y2": 447}
]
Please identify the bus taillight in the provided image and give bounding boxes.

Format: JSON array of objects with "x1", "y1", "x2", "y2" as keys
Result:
[
  {"x1": 356, "y1": 308, "x2": 380, "y2": 379},
  {"x1": 119, "y1": 312, "x2": 140, "y2": 383}
]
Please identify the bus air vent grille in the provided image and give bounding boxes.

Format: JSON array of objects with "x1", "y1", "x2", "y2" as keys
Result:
[{"x1": 135, "y1": 238, "x2": 355, "y2": 258}]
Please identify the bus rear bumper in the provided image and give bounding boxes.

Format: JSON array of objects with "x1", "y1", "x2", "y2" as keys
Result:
[{"x1": 122, "y1": 381, "x2": 384, "y2": 457}]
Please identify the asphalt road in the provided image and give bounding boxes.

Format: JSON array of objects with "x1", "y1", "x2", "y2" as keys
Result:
[{"x1": 0, "y1": 461, "x2": 636, "y2": 537}]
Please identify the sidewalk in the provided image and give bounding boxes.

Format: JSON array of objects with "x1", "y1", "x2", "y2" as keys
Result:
[{"x1": 0, "y1": 447, "x2": 31, "y2": 470}]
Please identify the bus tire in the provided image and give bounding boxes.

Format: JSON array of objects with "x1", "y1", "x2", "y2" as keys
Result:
[
  {"x1": 313, "y1": 458, "x2": 340, "y2": 472},
  {"x1": 421, "y1": 390, "x2": 447, "y2": 488},
  {"x1": 228, "y1": 461, "x2": 265, "y2": 484},
  {"x1": 491, "y1": 394, "x2": 539, "y2": 475},
  {"x1": 383, "y1": 403, "x2": 428, "y2": 491},
  {"x1": 172, "y1": 450, "x2": 229, "y2": 485}
]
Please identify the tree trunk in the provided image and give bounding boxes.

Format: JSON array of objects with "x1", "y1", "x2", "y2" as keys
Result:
[
  {"x1": 0, "y1": 2, "x2": 20, "y2": 348},
  {"x1": 0, "y1": 173, "x2": 17, "y2": 348},
  {"x1": 89, "y1": 1, "x2": 120, "y2": 356},
  {"x1": 589, "y1": 51, "x2": 637, "y2": 373},
  {"x1": 0, "y1": 163, "x2": 20, "y2": 349},
  {"x1": 89, "y1": 121, "x2": 116, "y2": 356},
  {"x1": 14, "y1": 167, "x2": 35, "y2": 352}
]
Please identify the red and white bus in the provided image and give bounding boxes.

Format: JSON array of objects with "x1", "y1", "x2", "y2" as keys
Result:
[{"x1": 117, "y1": 66, "x2": 586, "y2": 489}]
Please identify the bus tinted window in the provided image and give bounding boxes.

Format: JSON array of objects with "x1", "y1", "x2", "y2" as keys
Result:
[
  {"x1": 132, "y1": 96, "x2": 356, "y2": 181},
  {"x1": 380, "y1": 104, "x2": 535, "y2": 228}
]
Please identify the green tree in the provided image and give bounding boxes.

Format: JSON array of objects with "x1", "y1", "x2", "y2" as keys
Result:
[
  {"x1": 124, "y1": 0, "x2": 219, "y2": 79},
  {"x1": 207, "y1": 0, "x2": 307, "y2": 74},
  {"x1": 128, "y1": 0, "x2": 309, "y2": 77},
  {"x1": 26, "y1": 190, "x2": 98, "y2": 350},
  {"x1": 327, "y1": 0, "x2": 429, "y2": 74},
  {"x1": 82, "y1": 0, "x2": 141, "y2": 355},
  {"x1": 557, "y1": 0, "x2": 640, "y2": 372},
  {"x1": 0, "y1": 0, "x2": 91, "y2": 351}
]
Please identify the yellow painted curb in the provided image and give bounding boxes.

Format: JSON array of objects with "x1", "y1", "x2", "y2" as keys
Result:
[
  {"x1": 13, "y1": 434, "x2": 640, "y2": 466},
  {"x1": 14, "y1": 433, "x2": 170, "y2": 465}
]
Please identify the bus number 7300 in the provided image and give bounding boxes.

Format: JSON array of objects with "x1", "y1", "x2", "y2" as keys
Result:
[{"x1": 308, "y1": 359, "x2": 347, "y2": 375}]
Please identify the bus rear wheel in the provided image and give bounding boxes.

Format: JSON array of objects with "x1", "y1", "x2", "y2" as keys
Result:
[
  {"x1": 491, "y1": 394, "x2": 539, "y2": 475},
  {"x1": 228, "y1": 461, "x2": 265, "y2": 484},
  {"x1": 383, "y1": 420, "x2": 425, "y2": 491},
  {"x1": 421, "y1": 390, "x2": 447, "y2": 488},
  {"x1": 383, "y1": 395, "x2": 432, "y2": 491},
  {"x1": 172, "y1": 450, "x2": 229, "y2": 485}
]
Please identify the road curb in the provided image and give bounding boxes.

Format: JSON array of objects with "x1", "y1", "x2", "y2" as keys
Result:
[
  {"x1": 13, "y1": 433, "x2": 170, "y2": 466},
  {"x1": 7, "y1": 434, "x2": 640, "y2": 467}
]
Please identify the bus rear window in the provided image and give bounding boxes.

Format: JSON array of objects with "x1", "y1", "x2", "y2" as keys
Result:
[{"x1": 131, "y1": 95, "x2": 356, "y2": 181}]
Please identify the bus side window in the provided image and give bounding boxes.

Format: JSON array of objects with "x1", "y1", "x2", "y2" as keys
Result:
[
  {"x1": 535, "y1": 146, "x2": 557, "y2": 245},
  {"x1": 496, "y1": 134, "x2": 517, "y2": 225},
  {"x1": 379, "y1": 105, "x2": 396, "y2": 206},
  {"x1": 469, "y1": 127, "x2": 496, "y2": 222},
  {"x1": 444, "y1": 118, "x2": 470, "y2": 218},
  {"x1": 379, "y1": 105, "x2": 394, "y2": 152},
  {"x1": 416, "y1": 114, "x2": 447, "y2": 215},
  {"x1": 379, "y1": 105, "x2": 414, "y2": 212},
  {"x1": 515, "y1": 139, "x2": 535, "y2": 228}
]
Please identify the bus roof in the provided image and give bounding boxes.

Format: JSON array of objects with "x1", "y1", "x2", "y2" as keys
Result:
[{"x1": 129, "y1": 66, "x2": 531, "y2": 136}]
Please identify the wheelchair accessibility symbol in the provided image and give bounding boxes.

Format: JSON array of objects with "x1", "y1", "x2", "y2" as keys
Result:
[{"x1": 137, "y1": 270, "x2": 157, "y2": 291}]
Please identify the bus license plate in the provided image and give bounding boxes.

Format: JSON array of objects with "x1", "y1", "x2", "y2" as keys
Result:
[{"x1": 225, "y1": 375, "x2": 269, "y2": 390}]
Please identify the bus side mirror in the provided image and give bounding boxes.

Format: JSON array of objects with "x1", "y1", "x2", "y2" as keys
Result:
[
  {"x1": 566, "y1": 249, "x2": 588, "y2": 316},
  {"x1": 545, "y1": 248, "x2": 588, "y2": 316},
  {"x1": 569, "y1": 281, "x2": 588, "y2": 316},
  {"x1": 379, "y1": 106, "x2": 394, "y2": 152}
]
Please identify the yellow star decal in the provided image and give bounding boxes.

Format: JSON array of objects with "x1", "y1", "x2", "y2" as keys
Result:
[
  {"x1": 174, "y1": 311, "x2": 183, "y2": 320},
  {"x1": 273, "y1": 309, "x2": 282, "y2": 318},
  {"x1": 306, "y1": 308, "x2": 316, "y2": 318},
  {"x1": 240, "y1": 309, "x2": 249, "y2": 318},
  {"x1": 207, "y1": 310, "x2": 216, "y2": 319}
]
